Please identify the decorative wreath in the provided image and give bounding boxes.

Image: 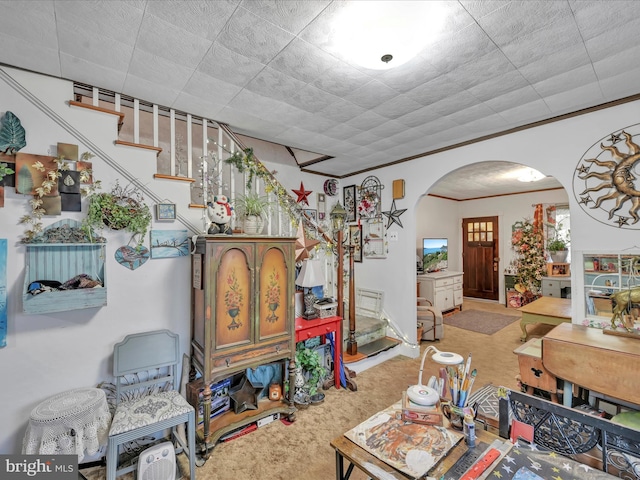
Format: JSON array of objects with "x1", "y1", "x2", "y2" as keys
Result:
[{"x1": 357, "y1": 191, "x2": 379, "y2": 218}]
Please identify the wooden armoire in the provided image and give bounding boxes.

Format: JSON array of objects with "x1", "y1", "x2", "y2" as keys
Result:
[{"x1": 189, "y1": 235, "x2": 297, "y2": 450}]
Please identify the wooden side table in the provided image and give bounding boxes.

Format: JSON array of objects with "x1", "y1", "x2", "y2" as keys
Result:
[
  {"x1": 295, "y1": 316, "x2": 342, "y2": 390},
  {"x1": 513, "y1": 338, "x2": 558, "y2": 403}
]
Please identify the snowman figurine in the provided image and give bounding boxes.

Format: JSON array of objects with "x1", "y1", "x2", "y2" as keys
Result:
[{"x1": 206, "y1": 195, "x2": 233, "y2": 235}]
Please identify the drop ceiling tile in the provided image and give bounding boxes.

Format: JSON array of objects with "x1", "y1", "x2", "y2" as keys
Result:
[
  {"x1": 592, "y1": 44, "x2": 640, "y2": 82},
  {"x1": 484, "y1": 86, "x2": 543, "y2": 113},
  {"x1": 54, "y1": 0, "x2": 144, "y2": 46},
  {"x1": 570, "y1": 0, "x2": 640, "y2": 41},
  {"x1": 343, "y1": 80, "x2": 399, "y2": 110},
  {"x1": 218, "y1": 106, "x2": 289, "y2": 139},
  {"x1": 182, "y1": 71, "x2": 242, "y2": 105},
  {"x1": 145, "y1": 0, "x2": 239, "y2": 40},
  {"x1": 377, "y1": 60, "x2": 441, "y2": 93},
  {"x1": 497, "y1": 99, "x2": 551, "y2": 124},
  {"x1": 372, "y1": 95, "x2": 425, "y2": 120},
  {"x1": 475, "y1": 1, "x2": 573, "y2": 47},
  {"x1": 460, "y1": 114, "x2": 509, "y2": 135},
  {"x1": 499, "y1": 20, "x2": 584, "y2": 68},
  {"x1": 467, "y1": 69, "x2": 530, "y2": 103},
  {"x1": 460, "y1": 0, "x2": 513, "y2": 19},
  {"x1": 57, "y1": 20, "x2": 134, "y2": 72},
  {"x1": 406, "y1": 74, "x2": 465, "y2": 107},
  {"x1": 0, "y1": 31, "x2": 61, "y2": 77},
  {"x1": 344, "y1": 110, "x2": 388, "y2": 131},
  {"x1": 598, "y1": 66, "x2": 640, "y2": 101},
  {"x1": 122, "y1": 74, "x2": 181, "y2": 107},
  {"x1": 60, "y1": 54, "x2": 126, "y2": 93},
  {"x1": 415, "y1": 118, "x2": 461, "y2": 137},
  {"x1": 1, "y1": 0, "x2": 57, "y2": 47},
  {"x1": 197, "y1": 42, "x2": 265, "y2": 88},
  {"x1": 321, "y1": 124, "x2": 363, "y2": 141},
  {"x1": 240, "y1": 0, "x2": 331, "y2": 35},
  {"x1": 136, "y1": 13, "x2": 214, "y2": 69},
  {"x1": 446, "y1": 102, "x2": 499, "y2": 125},
  {"x1": 269, "y1": 37, "x2": 335, "y2": 83},
  {"x1": 285, "y1": 83, "x2": 342, "y2": 113},
  {"x1": 542, "y1": 82, "x2": 604, "y2": 114},
  {"x1": 395, "y1": 106, "x2": 442, "y2": 128},
  {"x1": 421, "y1": 23, "x2": 497, "y2": 74},
  {"x1": 430, "y1": 91, "x2": 482, "y2": 117},
  {"x1": 288, "y1": 111, "x2": 335, "y2": 133},
  {"x1": 367, "y1": 120, "x2": 409, "y2": 139},
  {"x1": 517, "y1": 44, "x2": 592, "y2": 84},
  {"x1": 584, "y1": 21, "x2": 640, "y2": 63},
  {"x1": 244, "y1": 66, "x2": 306, "y2": 102},
  {"x1": 348, "y1": 131, "x2": 380, "y2": 147},
  {"x1": 311, "y1": 60, "x2": 373, "y2": 97},
  {"x1": 532, "y1": 64, "x2": 598, "y2": 98},
  {"x1": 128, "y1": 50, "x2": 194, "y2": 91},
  {"x1": 448, "y1": 50, "x2": 515, "y2": 90},
  {"x1": 218, "y1": 6, "x2": 295, "y2": 64},
  {"x1": 318, "y1": 99, "x2": 366, "y2": 123},
  {"x1": 297, "y1": 2, "x2": 353, "y2": 59},
  {"x1": 173, "y1": 91, "x2": 226, "y2": 121}
]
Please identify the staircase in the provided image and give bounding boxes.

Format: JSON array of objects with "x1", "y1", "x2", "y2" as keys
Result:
[{"x1": 9, "y1": 72, "x2": 400, "y2": 362}]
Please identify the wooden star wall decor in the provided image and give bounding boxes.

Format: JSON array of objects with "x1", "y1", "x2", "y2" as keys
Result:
[
  {"x1": 295, "y1": 222, "x2": 320, "y2": 262},
  {"x1": 382, "y1": 200, "x2": 407, "y2": 228},
  {"x1": 292, "y1": 182, "x2": 312, "y2": 205}
]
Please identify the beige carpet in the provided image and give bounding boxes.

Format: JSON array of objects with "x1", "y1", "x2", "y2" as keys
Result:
[
  {"x1": 443, "y1": 308, "x2": 520, "y2": 335},
  {"x1": 80, "y1": 298, "x2": 556, "y2": 480}
]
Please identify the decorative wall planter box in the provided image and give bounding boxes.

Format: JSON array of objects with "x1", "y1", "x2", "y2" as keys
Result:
[{"x1": 22, "y1": 220, "x2": 107, "y2": 314}]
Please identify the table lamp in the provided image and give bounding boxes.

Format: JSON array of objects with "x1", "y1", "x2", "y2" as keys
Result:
[
  {"x1": 296, "y1": 259, "x2": 325, "y2": 320},
  {"x1": 407, "y1": 345, "x2": 463, "y2": 406}
]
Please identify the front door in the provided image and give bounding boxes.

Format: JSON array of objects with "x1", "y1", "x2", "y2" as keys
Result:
[{"x1": 462, "y1": 216, "x2": 499, "y2": 300}]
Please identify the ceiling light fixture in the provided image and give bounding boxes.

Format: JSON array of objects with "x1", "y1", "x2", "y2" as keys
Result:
[
  {"x1": 517, "y1": 167, "x2": 546, "y2": 183},
  {"x1": 334, "y1": 1, "x2": 446, "y2": 70}
]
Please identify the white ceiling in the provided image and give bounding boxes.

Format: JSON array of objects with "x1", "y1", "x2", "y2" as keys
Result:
[{"x1": 2, "y1": 0, "x2": 639, "y2": 199}]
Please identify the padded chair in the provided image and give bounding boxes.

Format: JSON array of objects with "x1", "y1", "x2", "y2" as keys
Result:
[
  {"x1": 106, "y1": 330, "x2": 196, "y2": 480},
  {"x1": 417, "y1": 297, "x2": 444, "y2": 341}
]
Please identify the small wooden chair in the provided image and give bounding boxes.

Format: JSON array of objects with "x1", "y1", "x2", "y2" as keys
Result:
[
  {"x1": 417, "y1": 296, "x2": 444, "y2": 341},
  {"x1": 106, "y1": 329, "x2": 196, "y2": 480}
]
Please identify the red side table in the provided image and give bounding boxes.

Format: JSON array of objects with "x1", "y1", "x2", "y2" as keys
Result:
[{"x1": 295, "y1": 316, "x2": 342, "y2": 390}]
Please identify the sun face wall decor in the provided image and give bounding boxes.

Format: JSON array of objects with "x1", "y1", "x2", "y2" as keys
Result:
[{"x1": 573, "y1": 125, "x2": 640, "y2": 229}]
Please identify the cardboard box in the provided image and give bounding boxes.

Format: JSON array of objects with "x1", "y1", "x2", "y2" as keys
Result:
[{"x1": 401, "y1": 391, "x2": 443, "y2": 426}]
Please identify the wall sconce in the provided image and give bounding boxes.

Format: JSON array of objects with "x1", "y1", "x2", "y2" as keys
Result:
[
  {"x1": 295, "y1": 259, "x2": 325, "y2": 320},
  {"x1": 407, "y1": 346, "x2": 463, "y2": 406}
]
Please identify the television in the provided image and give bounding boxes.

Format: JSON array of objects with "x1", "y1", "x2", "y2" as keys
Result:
[{"x1": 423, "y1": 238, "x2": 448, "y2": 272}]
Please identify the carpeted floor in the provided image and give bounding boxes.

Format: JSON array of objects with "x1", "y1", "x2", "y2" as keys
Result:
[
  {"x1": 443, "y1": 308, "x2": 521, "y2": 335},
  {"x1": 80, "y1": 298, "x2": 555, "y2": 480}
]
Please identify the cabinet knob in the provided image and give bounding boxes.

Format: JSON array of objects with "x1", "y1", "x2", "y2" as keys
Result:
[
  {"x1": 225, "y1": 358, "x2": 231, "y2": 367},
  {"x1": 306, "y1": 333, "x2": 312, "y2": 338},
  {"x1": 325, "y1": 327, "x2": 330, "y2": 332},
  {"x1": 275, "y1": 345, "x2": 281, "y2": 353}
]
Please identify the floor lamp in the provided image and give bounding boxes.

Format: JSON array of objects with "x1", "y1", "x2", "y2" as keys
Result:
[{"x1": 330, "y1": 203, "x2": 347, "y2": 320}]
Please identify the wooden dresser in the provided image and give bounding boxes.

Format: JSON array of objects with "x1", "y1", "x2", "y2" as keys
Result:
[{"x1": 189, "y1": 235, "x2": 297, "y2": 449}]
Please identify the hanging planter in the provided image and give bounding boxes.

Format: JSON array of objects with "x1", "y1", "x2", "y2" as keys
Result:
[{"x1": 84, "y1": 181, "x2": 151, "y2": 249}]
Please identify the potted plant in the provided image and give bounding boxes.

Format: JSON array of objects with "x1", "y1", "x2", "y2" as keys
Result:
[
  {"x1": 546, "y1": 223, "x2": 570, "y2": 263},
  {"x1": 295, "y1": 344, "x2": 327, "y2": 397},
  {"x1": 233, "y1": 192, "x2": 271, "y2": 234},
  {"x1": 83, "y1": 180, "x2": 152, "y2": 249}
]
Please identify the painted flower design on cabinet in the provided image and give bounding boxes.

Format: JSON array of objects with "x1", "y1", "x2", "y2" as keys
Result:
[
  {"x1": 264, "y1": 267, "x2": 281, "y2": 323},
  {"x1": 224, "y1": 268, "x2": 243, "y2": 330}
]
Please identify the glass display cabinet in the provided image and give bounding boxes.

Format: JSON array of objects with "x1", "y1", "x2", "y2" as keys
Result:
[{"x1": 583, "y1": 253, "x2": 640, "y2": 322}]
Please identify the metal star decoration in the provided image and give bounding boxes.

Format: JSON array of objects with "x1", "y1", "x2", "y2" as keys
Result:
[
  {"x1": 382, "y1": 200, "x2": 407, "y2": 228},
  {"x1": 295, "y1": 222, "x2": 320, "y2": 262},
  {"x1": 292, "y1": 182, "x2": 312, "y2": 205},
  {"x1": 229, "y1": 375, "x2": 264, "y2": 414}
]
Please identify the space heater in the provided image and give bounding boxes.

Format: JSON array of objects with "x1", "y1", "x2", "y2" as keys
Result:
[{"x1": 137, "y1": 441, "x2": 177, "y2": 480}]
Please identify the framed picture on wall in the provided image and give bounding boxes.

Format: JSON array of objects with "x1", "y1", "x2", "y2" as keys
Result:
[
  {"x1": 344, "y1": 185, "x2": 356, "y2": 223},
  {"x1": 348, "y1": 223, "x2": 362, "y2": 263}
]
